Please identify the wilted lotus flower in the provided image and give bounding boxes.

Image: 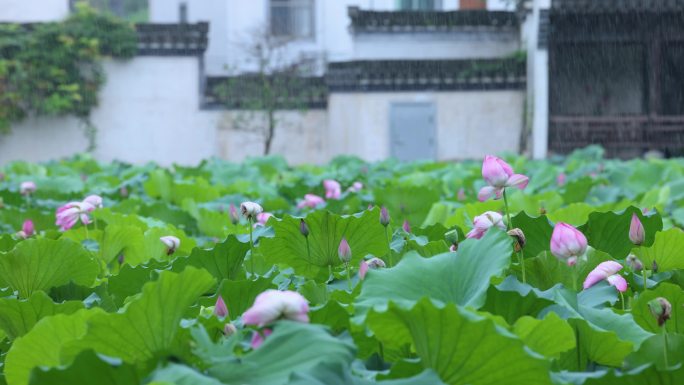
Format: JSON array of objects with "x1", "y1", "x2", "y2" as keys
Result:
[
  {"x1": 83, "y1": 195, "x2": 103, "y2": 209},
  {"x1": 242, "y1": 290, "x2": 309, "y2": 326},
  {"x1": 299, "y1": 219, "x2": 309, "y2": 237},
  {"x1": 160, "y1": 235, "x2": 180, "y2": 255},
  {"x1": 21, "y1": 219, "x2": 35, "y2": 238},
  {"x1": 323, "y1": 179, "x2": 342, "y2": 199},
  {"x1": 297, "y1": 193, "x2": 325, "y2": 209},
  {"x1": 379, "y1": 207, "x2": 390, "y2": 227},
  {"x1": 556, "y1": 173, "x2": 566, "y2": 186},
  {"x1": 359, "y1": 257, "x2": 386, "y2": 280},
  {"x1": 550, "y1": 222, "x2": 588, "y2": 266},
  {"x1": 240, "y1": 201, "x2": 263, "y2": 220},
  {"x1": 466, "y1": 211, "x2": 506, "y2": 239},
  {"x1": 214, "y1": 295, "x2": 228, "y2": 318},
  {"x1": 507, "y1": 228, "x2": 526, "y2": 252},
  {"x1": 20, "y1": 181, "x2": 36, "y2": 195},
  {"x1": 338, "y1": 238, "x2": 352, "y2": 263},
  {"x1": 223, "y1": 323, "x2": 237, "y2": 336},
  {"x1": 629, "y1": 214, "x2": 645, "y2": 245},
  {"x1": 55, "y1": 201, "x2": 95, "y2": 231},
  {"x1": 229, "y1": 203, "x2": 240, "y2": 224},
  {"x1": 478, "y1": 155, "x2": 529, "y2": 202},
  {"x1": 251, "y1": 328, "x2": 272, "y2": 349},
  {"x1": 402, "y1": 220, "x2": 411, "y2": 233},
  {"x1": 255, "y1": 212, "x2": 273, "y2": 227},
  {"x1": 583, "y1": 261, "x2": 627, "y2": 292},
  {"x1": 348, "y1": 181, "x2": 363, "y2": 192},
  {"x1": 648, "y1": 297, "x2": 672, "y2": 327},
  {"x1": 626, "y1": 254, "x2": 643, "y2": 272}
]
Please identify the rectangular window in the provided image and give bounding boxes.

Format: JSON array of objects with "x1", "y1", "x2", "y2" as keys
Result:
[
  {"x1": 397, "y1": 0, "x2": 442, "y2": 10},
  {"x1": 270, "y1": 0, "x2": 315, "y2": 39}
]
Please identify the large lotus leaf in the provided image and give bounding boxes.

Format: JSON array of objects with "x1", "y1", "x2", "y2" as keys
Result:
[
  {"x1": 366, "y1": 298, "x2": 552, "y2": 385},
  {"x1": 171, "y1": 235, "x2": 249, "y2": 281},
  {"x1": 148, "y1": 364, "x2": 223, "y2": 385},
  {"x1": 624, "y1": 333, "x2": 684, "y2": 370},
  {"x1": 508, "y1": 190, "x2": 563, "y2": 216},
  {"x1": 547, "y1": 203, "x2": 595, "y2": 226},
  {"x1": 581, "y1": 207, "x2": 662, "y2": 259},
  {"x1": 207, "y1": 321, "x2": 355, "y2": 385},
  {"x1": 582, "y1": 363, "x2": 684, "y2": 385},
  {"x1": 355, "y1": 229, "x2": 512, "y2": 317},
  {"x1": 106, "y1": 264, "x2": 158, "y2": 307},
  {"x1": 98, "y1": 224, "x2": 146, "y2": 264},
  {"x1": 143, "y1": 169, "x2": 173, "y2": 202},
  {"x1": 372, "y1": 184, "x2": 441, "y2": 226},
  {"x1": 0, "y1": 291, "x2": 83, "y2": 340},
  {"x1": 482, "y1": 277, "x2": 555, "y2": 325},
  {"x1": 632, "y1": 229, "x2": 684, "y2": 272},
  {"x1": 259, "y1": 209, "x2": 388, "y2": 280},
  {"x1": 215, "y1": 277, "x2": 275, "y2": 318},
  {"x1": 513, "y1": 312, "x2": 575, "y2": 359},
  {"x1": 29, "y1": 350, "x2": 139, "y2": 385},
  {"x1": 138, "y1": 202, "x2": 198, "y2": 234},
  {"x1": 444, "y1": 200, "x2": 503, "y2": 229},
  {"x1": 631, "y1": 283, "x2": 684, "y2": 334},
  {"x1": 558, "y1": 318, "x2": 634, "y2": 370},
  {"x1": 0, "y1": 238, "x2": 99, "y2": 298},
  {"x1": 524, "y1": 249, "x2": 612, "y2": 291},
  {"x1": 72, "y1": 267, "x2": 215, "y2": 363},
  {"x1": 143, "y1": 226, "x2": 197, "y2": 263},
  {"x1": 511, "y1": 212, "x2": 554, "y2": 259},
  {"x1": 5, "y1": 308, "x2": 102, "y2": 385},
  {"x1": 171, "y1": 178, "x2": 220, "y2": 205},
  {"x1": 288, "y1": 362, "x2": 446, "y2": 385}
]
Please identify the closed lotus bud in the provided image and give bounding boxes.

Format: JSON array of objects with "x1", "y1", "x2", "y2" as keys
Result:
[
  {"x1": 629, "y1": 214, "x2": 645, "y2": 245},
  {"x1": 380, "y1": 206, "x2": 390, "y2": 227},
  {"x1": 240, "y1": 201, "x2": 263, "y2": 220},
  {"x1": 22, "y1": 219, "x2": 35, "y2": 237},
  {"x1": 214, "y1": 295, "x2": 228, "y2": 318},
  {"x1": 648, "y1": 297, "x2": 672, "y2": 327},
  {"x1": 507, "y1": 228, "x2": 526, "y2": 252},
  {"x1": 229, "y1": 203, "x2": 240, "y2": 224},
  {"x1": 626, "y1": 254, "x2": 643, "y2": 272},
  {"x1": 160, "y1": 236, "x2": 180, "y2": 255},
  {"x1": 223, "y1": 323, "x2": 237, "y2": 336},
  {"x1": 402, "y1": 220, "x2": 411, "y2": 233},
  {"x1": 550, "y1": 222, "x2": 588, "y2": 266},
  {"x1": 300, "y1": 219, "x2": 309, "y2": 237},
  {"x1": 338, "y1": 237, "x2": 351, "y2": 263}
]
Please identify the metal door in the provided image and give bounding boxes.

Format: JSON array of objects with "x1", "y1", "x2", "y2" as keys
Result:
[{"x1": 390, "y1": 102, "x2": 436, "y2": 161}]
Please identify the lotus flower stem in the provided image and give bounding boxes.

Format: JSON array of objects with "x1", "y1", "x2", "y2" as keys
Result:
[
  {"x1": 345, "y1": 262, "x2": 352, "y2": 291},
  {"x1": 503, "y1": 189, "x2": 526, "y2": 283},
  {"x1": 571, "y1": 265, "x2": 578, "y2": 291},
  {"x1": 84, "y1": 223, "x2": 90, "y2": 240},
  {"x1": 619, "y1": 292, "x2": 625, "y2": 311},
  {"x1": 248, "y1": 217, "x2": 255, "y2": 276},
  {"x1": 305, "y1": 237, "x2": 311, "y2": 262},
  {"x1": 662, "y1": 327, "x2": 669, "y2": 368},
  {"x1": 328, "y1": 264, "x2": 333, "y2": 282},
  {"x1": 385, "y1": 226, "x2": 392, "y2": 267},
  {"x1": 642, "y1": 269, "x2": 648, "y2": 291}
]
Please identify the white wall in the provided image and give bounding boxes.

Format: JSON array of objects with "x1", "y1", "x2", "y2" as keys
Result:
[
  {"x1": 0, "y1": 0, "x2": 69, "y2": 22},
  {"x1": 328, "y1": 91, "x2": 524, "y2": 161}
]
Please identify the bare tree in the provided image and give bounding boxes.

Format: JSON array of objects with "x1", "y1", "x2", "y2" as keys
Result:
[{"x1": 213, "y1": 26, "x2": 323, "y2": 155}]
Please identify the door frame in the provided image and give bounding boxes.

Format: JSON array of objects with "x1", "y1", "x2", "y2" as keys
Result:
[{"x1": 389, "y1": 101, "x2": 438, "y2": 161}]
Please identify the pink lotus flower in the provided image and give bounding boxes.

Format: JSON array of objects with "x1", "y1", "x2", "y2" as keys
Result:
[
  {"x1": 583, "y1": 261, "x2": 626, "y2": 292},
  {"x1": 338, "y1": 237, "x2": 351, "y2": 263},
  {"x1": 478, "y1": 155, "x2": 529, "y2": 202},
  {"x1": 251, "y1": 328, "x2": 273, "y2": 349},
  {"x1": 359, "y1": 257, "x2": 386, "y2": 280},
  {"x1": 550, "y1": 222, "x2": 588, "y2": 266},
  {"x1": 160, "y1": 235, "x2": 180, "y2": 255},
  {"x1": 20, "y1": 181, "x2": 36, "y2": 195},
  {"x1": 402, "y1": 220, "x2": 411, "y2": 233},
  {"x1": 297, "y1": 193, "x2": 325, "y2": 209},
  {"x1": 323, "y1": 179, "x2": 342, "y2": 199},
  {"x1": 240, "y1": 201, "x2": 263, "y2": 220},
  {"x1": 214, "y1": 295, "x2": 228, "y2": 318},
  {"x1": 629, "y1": 214, "x2": 645, "y2": 245},
  {"x1": 83, "y1": 195, "x2": 103, "y2": 209},
  {"x1": 379, "y1": 207, "x2": 390, "y2": 226},
  {"x1": 557, "y1": 173, "x2": 566, "y2": 186},
  {"x1": 242, "y1": 290, "x2": 309, "y2": 326},
  {"x1": 466, "y1": 211, "x2": 506, "y2": 239},
  {"x1": 255, "y1": 212, "x2": 273, "y2": 227},
  {"x1": 22, "y1": 219, "x2": 35, "y2": 237},
  {"x1": 55, "y1": 201, "x2": 95, "y2": 231},
  {"x1": 348, "y1": 181, "x2": 363, "y2": 192}
]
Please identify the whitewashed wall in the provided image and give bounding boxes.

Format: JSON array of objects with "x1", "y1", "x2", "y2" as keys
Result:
[
  {"x1": 328, "y1": 91, "x2": 524, "y2": 161},
  {"x1": 0, "y1": 0, "x2": 69, "y2": 22}
]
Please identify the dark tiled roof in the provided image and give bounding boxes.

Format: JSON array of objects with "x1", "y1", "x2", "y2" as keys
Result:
[
  {"x1": 135, "y1": 23, "x2": 208, "y2": 56},
  {"x1": 327, "y1": 58, "x2": 526, "y2": 92},
  {"x1": 348, "y1": 7, "x2": 519, "y2": 34},
  {"x1": 551, "y1": 0, "x2": 684, "y2": 13}
]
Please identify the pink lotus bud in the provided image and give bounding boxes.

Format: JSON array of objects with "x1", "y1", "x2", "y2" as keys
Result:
[
  {"x1": 379, "y1": 207, "x2": 390, "y2": 227},
  {"x1": 359, "y1": 257, "x2": 386, "y2": 280},
  {"x1": 83, "y1": 195, "x2": 103, "y2": 209},
  {"x1": 629, "y1": 214, "x2": 645, "y2": 245},
  {"x1": 229, "y1": 203, "x2": 240, "y2": 224},
  {"x1": 214, "y1": 295, "x2": 228, "y2": 318},
  {"x1": 250, "y1": 328, "x2": 272, "y2": 349},
  {"x1": 556, "y1": 173, "x2": 566, "y2": 186},
  {"x1": 478, "y1": 155, "x2": 529, "y2": 202},
  {"x1": 240, "y1": 201, "x2": 263, "y2": 220},
  {"x1": 299, "y1": 219, "x2": 309, "y2": 237},
  {"x1": 402, "y1": 220, "x2": 411, "y2": 233},
  {"x1": 550, "y1": 222, "x2": 588, "y2": 265},
  {"x1": 242, "y1": 290, "x2": 309, "y2": 326},
  {"x1": 20, "y1": 181, "x2": 36, "y2": 195},
  {"x1": 160, "y1": 236, "x2": 180, "y2": 255},
  {"x1": 583, "y1": 261, "x2": 624, "y2": 290},
  {"x1": 348, "y1": 181, "x2": 363, "y2": 192},
  {"x1": 255, "y1": 212, "x2": 273, "y2": 227},
  {"x1": 648, "y1": 297, "x2": 672, "y2": 327},
  {"x1": 338, "y1": 238, "x2": 351, "y2": 263},
  {"x1": 323, "y1": 179, "x2": 342, "y2": 200},
  {"x1": 223, "y1": 323, "x2": 237, "y2": 336},
  {"x1": 297, "y1": 193, "x2": 325, "y2": 209},
  {"x1": 22, "y1": 219, "x2": 35, "y2": 237},
  {"x1": 466, "y1": 211, "x2": 505, "y2": 239},
  {"x1": 55, "y1": 201, "x2": 94, "y2": 231}
]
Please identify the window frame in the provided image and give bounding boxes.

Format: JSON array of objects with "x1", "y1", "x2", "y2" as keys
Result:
[
  {"x1": 396, "y1": 0, "x2": 443, "y2": 11},
  {"x1": 268, "y1": 0, "x2": 316, "y2": 41}
]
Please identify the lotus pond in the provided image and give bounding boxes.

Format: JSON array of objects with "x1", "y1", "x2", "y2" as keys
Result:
[{"x1": 0, "y1": 146, "x2": 684, "y2": 385}]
